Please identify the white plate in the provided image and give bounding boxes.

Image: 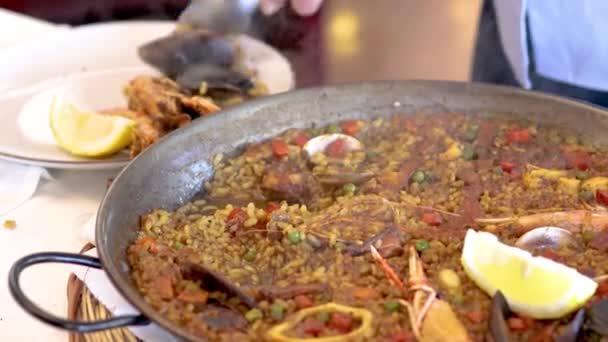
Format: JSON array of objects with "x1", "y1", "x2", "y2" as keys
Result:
[{"x1": 0, "y1": 21, "x2": 294, "y2": 170}]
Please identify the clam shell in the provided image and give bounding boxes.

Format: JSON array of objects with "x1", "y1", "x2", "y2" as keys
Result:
[
  {"x1": 515, "y1": 226, "x2": 582, "y2": 252},
  {"x1": 303, "y1": 133, "x2": 363, "y2": 157}
]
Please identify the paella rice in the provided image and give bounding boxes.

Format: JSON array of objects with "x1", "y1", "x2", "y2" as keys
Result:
[{"x1": 128, "y1": 112, "x2": 608, "y2": 341}]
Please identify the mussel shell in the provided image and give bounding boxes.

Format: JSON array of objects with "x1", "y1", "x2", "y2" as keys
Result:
[
  {"x1": 514, "y1": 226, "x2": 582, "y2": 252},
  {"x1": 176, "y1": 64, "x2": 254, "y2": 93},
  {"x1": 138, "y1": 30, "x2": 235, "y2": 79}
]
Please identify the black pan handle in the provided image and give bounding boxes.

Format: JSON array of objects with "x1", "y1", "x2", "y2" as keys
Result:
[{"x1": 8, "y1": 252, "x2": 149, "y2": 333}]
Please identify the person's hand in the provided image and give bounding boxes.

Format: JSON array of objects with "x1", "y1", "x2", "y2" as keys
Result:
[{"x1": 260, "y1": 0, "x2": 324, "y2": 17}]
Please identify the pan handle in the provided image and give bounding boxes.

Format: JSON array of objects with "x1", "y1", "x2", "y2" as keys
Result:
[{"x1": 9, "y1": 252, "x2": 149, "y2": 333}]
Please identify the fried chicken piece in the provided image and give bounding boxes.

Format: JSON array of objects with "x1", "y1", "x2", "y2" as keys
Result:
[
  {"x1": 124, "y1": 76, "x2": 219, "y2": 131},
  {"x1": 124, "y1": 76, "x2": 190, "y2": 130},
  {"x1": 102, "y1": 76, "x2": 223, "y2": 158},
  {"x1": 180, "y1": 95, "x2": 220, "y2": 114},
  {"x1": 102, "y1": 108, "x2": 165, "y2": 158}
]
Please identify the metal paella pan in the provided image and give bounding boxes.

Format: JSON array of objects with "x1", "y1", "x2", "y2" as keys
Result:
[{"x1": 9, "y1": 80, "x2": 608, "y2": 341}]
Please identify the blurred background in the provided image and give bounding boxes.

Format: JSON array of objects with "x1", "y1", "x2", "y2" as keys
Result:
[{"x1": 0, "y1": 0, "x2": 482, "y2": 87}]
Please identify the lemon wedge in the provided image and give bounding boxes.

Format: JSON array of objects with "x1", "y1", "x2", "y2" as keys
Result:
[
  {"x1": 461, "y1": 229, "x2": 597, "y2": 319},
  {"x1": 49, "y1": 96, "x2": 135, "y2": 157}
]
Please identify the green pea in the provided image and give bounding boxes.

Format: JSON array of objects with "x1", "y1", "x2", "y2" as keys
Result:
[
  {"x1": 575, "y1": 171, "x2": 589, "y2": 180},
  {"x1": 288, "y1": 231, "x2": 301, "y2": 244},
  {"x1": 245, "y1": 308, "x2": 263, "y2": 322},
  {"x1": 464, "y1": 124, "x2": 479, "y2": 142},
  {"x1": 452, "y1": 293, "x2": 465, "y2": 305},
  {"x1": 271, "y1": 303, "x2": 285, "y2": 320},
  {"x1": 327, "y1": 124, "x2": 340, "y2": 134},
  {"x1": 580, "y1": 189, "x2": 595, "y2": 201},
  {"x1": 461, "y1": 144, "x2": 477, "y2": 160},
  {"x1": 173, "y1": 241, "x2": 183, "y2": 249},
  {"x1": 366, "y1": 150, "x2": 379, "y2": 159},
  {"x1": 415, "y1": 239, "x2": 429, "y2": 252},
  {"x1": 316, "y1": 311, "x2": 330, "y2": 323},
  {"x1": 384, "y1": 300, "x2": 400, "y2": 312},
  {"x1": 335, "y1": 242, "x2": 346, "y2": 252},
  {"x1": 411, "y1": 170, "x2": 426, "y2": 183},
  {"x1": 424, "y1": 170, "x2": 437, "y2": 183},
  {"x1": 243, "y1": 249, "x2": 257, "y2": 262},
  {"x1": 343, "y1": 183, "x2": 356, "y2": 195}
]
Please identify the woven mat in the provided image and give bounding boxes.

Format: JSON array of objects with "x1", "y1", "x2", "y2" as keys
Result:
[{"x1": 66, "y1": 244, "x2": 139, "y2": 342}]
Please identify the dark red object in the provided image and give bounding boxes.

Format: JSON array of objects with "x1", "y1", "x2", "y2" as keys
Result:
[
  {"x1": 325, "y1": 139, "x2": 347, "y2": 158},
  {"x1": 292, "y1": 132, "x2": 310, "y2": 147},
  {"x1": 500, "y1": 161, "x2": 515, "y2": 174},
  {"x1": 590, "y1": 231, "x2": 608, "y2": 251},
  {"x1": 271, "y1": 139, "x2": 290, "y2": 158},
  {"x1": 596, "y1": 281, "x2": 608, "y2": 297},
  {"x1": 596, "y1": 190, "x2": 608, "y2": 206},
  {"x1": 465, "y1": 310, "x2": 484, "y2": 324},
  {"x1": 328, "y1": 312, "x2": 353, "y2": 333},
  {"x1": 507, "y1": 316, "x2": 533, "y2": 331},
  {"x1": 301, "y1": 317, "x2": 324, "y2": 337},
  {"x1": 294, "y1": 294, "x2": 314, "y2": 309},
  {"x1": 340, "y1": 120, "x2": 361, "y2": 136},
  {"x1": 421, "y1": 212, "x2": 442, "y2": 226},
  {"x1": 537, "y1": 249, "x2": 561, "y2": 262},
  {"x1": 226, "y1": 208, "x2": 247, "y2": 228},
  {"x1": 565, "y1": 150, "x2": 591, "y2": 170},
  {"x1": 401, "y1": 118, "x2": 417, "y2": 133},
  {"x1": 506, "y1": 128, "x2": 531, "y2": 144},
  {"x1": 265, "y1": 201, "x2": 281, "y2": 215},
  {"x1": 388, "y1": 329, "x2": 414, "y2": 342}
]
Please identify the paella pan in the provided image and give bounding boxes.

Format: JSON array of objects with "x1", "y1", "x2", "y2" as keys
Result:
[{"x1": 9, "y1": 81, "x2": 608, "y2": 341}]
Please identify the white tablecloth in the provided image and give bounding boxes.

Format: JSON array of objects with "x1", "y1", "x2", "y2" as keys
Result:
[
  {"x1": 0, "y1": 169, "x2": 117, "y2": 341},
  {"x1": 0, "y1": 9, "x2": 111, "y2": 341}
]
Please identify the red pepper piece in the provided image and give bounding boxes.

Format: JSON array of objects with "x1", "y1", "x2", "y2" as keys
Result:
[
  {"x1": 301, "y1": 317, "x2": 324, "y2": 337},
  {"x1": 328, "y1": 312, "x2": 353, "y2": 333},
  {"x1": 292, "y1": 132, "x2": 309, "y2": 147},
  {"x1": 325, "y1": 139, "x2": 347, "y2": 158},
  {"x1": 226, "y1": 208, "x2": 247, "y2": 229},
  {"x1": 265, "y1": 201, "x2": 281, "y2": 215},
  {"x1": 500, "y1": 161, "x2": 515, "y2": 173},
  {"x1": 294, "y1": 294, "x2": 314, "y2": 309},
  {"x1": 341, "y1": 120, "x2": 362, "y2": 136},
  {"x1": 597, "y1": 190, "x2": 608, "y2": 206},
  {"x1": 271, "y1": 139, "x2": 289, "y2": 158},
  {"x1": 421, "y1": 212, "x2": 442, "y2": 226},
  {"x1": 565, "y1": 150, "x2": 591, "y2": 170},
  {"x1": 506, "y1": 128, "x2": 531, "y2": 144},
  {"x1": 388, "y1": 329, "x2": 415, "y2": 342}
]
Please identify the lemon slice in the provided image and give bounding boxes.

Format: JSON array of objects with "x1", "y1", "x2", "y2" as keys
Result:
[
  {"x1": 49, "y1": 96, "x2": 135, "y2": 157},
  {"x1": 461, "y1": 229, "x2": 597, "y2": 319}
]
